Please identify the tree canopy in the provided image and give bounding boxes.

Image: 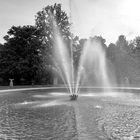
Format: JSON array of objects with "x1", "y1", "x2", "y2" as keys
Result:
[
  {"x1": 35, "y1": 3, "x2": 71, "y2": 46},
  {"x1": 1, "y1": 3, "x2": 140, "y2": 86},
  {"x1": 0, "y1": 25, "x2": 43, "y2": 84}
]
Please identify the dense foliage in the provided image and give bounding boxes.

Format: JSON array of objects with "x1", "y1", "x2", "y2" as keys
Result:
[
  {"x1": 0, "y1": 26, "x2": 43, "y2": 85},
  {"x1": 0, "y1": 3, "x2": 140, "y2": 86}
]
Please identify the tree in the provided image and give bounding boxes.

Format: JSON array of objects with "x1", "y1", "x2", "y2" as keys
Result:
[
  {"x1": 35, "y1": 3, "x2": 71, "y2": 83},
  {"x1": 131, "y1": 37, "x2": 140, "y2": 56},
  {"x1": 91, "y1": 36, "x2": 107, "y2": 49},
  {"x1": 135, "y1": 37, "x2": 140, "y2": 48},
  {"x1": 107, "y1": 43, "x2": 117, "y2": 60},
  {"x1": 0, "y1": 25, "x2": 43, "y2": 85},
  {"x1": 116, "y1": 35, "x2": 130, "y2": 53},
  {"x1": 35, "y1": 3, "x2": 71, "y2": 48}
]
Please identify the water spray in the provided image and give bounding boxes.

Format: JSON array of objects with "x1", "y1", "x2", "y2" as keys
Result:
[{"x1": 69, "y1": 0, "x2": 78, "y2": 100}]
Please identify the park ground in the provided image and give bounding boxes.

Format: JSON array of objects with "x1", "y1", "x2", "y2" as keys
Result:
[{"x1": 0, "y1": 87, "x2": 140, "y2": 139}]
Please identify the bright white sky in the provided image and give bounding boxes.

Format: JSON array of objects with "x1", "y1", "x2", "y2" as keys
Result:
[{"x1": 0, "y1": 0, "x2": 140, "y2": 44}]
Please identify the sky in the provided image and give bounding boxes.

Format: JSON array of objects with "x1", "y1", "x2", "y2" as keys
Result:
[{"x1": 0, "y1": 0, "x2": 140, "y2": 44}]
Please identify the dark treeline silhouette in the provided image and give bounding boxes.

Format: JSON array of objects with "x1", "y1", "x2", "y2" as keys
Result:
[{"x1": 0, "y1": 3, "x2": 140, "y2": 86}]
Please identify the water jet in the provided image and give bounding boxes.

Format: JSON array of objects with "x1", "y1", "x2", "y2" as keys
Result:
[
  {"x1": 53, "y1": 33, "x2": 112, "y2": 99},
  {"x1": 47, "y1": 7, "x2": 115, "y2": 100}
]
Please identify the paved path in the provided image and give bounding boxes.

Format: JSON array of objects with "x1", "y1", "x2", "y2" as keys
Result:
[
  {"x1": 71, "y1": 96, "x2": 140, "y2": 140},
  {"x1": 1, "y1": 86, "x2": 140, "y2": 93},
  {"x1": 1, "y1": 86, "x2": 140, "y2": 139},
  {"x1": 71, "y1": 97, "x2": 108, "y2": 140}
]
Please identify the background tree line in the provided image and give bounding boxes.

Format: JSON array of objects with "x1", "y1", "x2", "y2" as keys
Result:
[{"x1": 0, "y1": 3, "x2": 140, "y2": 86}]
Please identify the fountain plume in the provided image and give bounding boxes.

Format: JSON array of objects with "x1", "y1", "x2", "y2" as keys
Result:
[
  {"x1": 52, "y1": 18, "x2": 74, "y2": 94},
  {"x1": 75, "y1": 38, "x2": 111, "y2": 94},
  {"x1": 46, "y1": 11, "x2": 112, "y2": 96}
]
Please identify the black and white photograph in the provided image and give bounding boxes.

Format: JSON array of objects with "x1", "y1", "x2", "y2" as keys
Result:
[{"x1": 1, "y1": 0, "x2": 140, "y2": 139}]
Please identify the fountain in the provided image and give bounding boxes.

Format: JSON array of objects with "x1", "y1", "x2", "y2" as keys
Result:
[
  {"x1": 51, "y1": 19, "x2": 111, "y2": 100},
  {"x1": 53, "y1": 23, "x2": 78, "y2": 100},
  {"x1": 45, "y1": 5, "x2": 112, "y2": 100}
]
